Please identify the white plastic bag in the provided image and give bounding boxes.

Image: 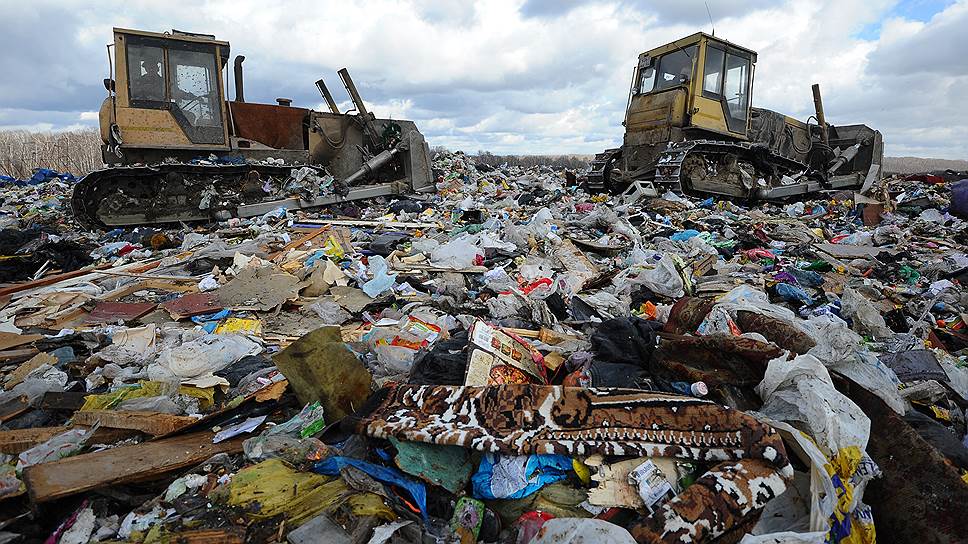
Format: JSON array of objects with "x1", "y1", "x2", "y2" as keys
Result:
[
  {"x1": 757, "y1": 354, "x2": 870, "y2": 456},
  {"x1": 634, "y1": 254, "x2": 684, "y2": 298},
  {"x1": 430, "y1": 235, "x2": 483, "y2": 269},
  {"x1": 150, "y1": 334, "x2": 262, "y2": 381},
  {"x1": 840, "y1": 287, "x2": 892, "y2": 340}
]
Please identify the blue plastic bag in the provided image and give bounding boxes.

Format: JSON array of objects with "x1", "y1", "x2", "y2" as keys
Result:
[
  {"x1": 471, "y1": 453, "x2": 573, "y2": 500},
  {"x1": 313, "y1": 456, "x2": 428, "y2": 522},
  {"x1": 776, "y1": 283, "x2": 815, "y2": 306},
  {"x1": 670, "y1": 229, "x2": 700, "y2": 242}
]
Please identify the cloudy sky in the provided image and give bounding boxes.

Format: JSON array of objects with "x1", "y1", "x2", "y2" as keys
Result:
[{"x1": 1, "y1": 0, "x2": 965, "y2": 158}]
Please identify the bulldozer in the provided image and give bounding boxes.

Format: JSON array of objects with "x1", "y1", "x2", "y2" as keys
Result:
[
  {"x1": 72, "y1": 28, "x2": 435, "y2": 229},
  {"x1": 585, "y1": 32, "x2": 884, "y2": 201}
]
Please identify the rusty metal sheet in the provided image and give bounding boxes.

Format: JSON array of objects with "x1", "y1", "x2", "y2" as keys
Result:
[
  {"x1": 230, "y1": 101, "x2": 307, "y2": 149},
  {"x1": 84, "y1": 301, "x2": 156, "y2": 324},
  {"x1": 160, "y1": 292, "x2": 222, "y2": 319}
]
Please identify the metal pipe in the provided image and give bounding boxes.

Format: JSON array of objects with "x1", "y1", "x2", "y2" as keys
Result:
[
  {"x1": 315, "y1": 79, "x2": 341, "y2": 114},
  {"x1": 343, "y1": 147, "x2": 399, "y2": 186},
  {"x1": 811, "y1": 83, "x2": 828, "y2": 146},
  {"x1": 234, "y1": 55, "x2": 245, "y2": 102},
  {"x1": 337, "y1": 68, "x2": 369, "y2": 116}
]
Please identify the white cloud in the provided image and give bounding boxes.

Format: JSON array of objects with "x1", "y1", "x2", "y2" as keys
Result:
[{"x1": 0, "y1": 0, "x2": 965, "y2": 159}]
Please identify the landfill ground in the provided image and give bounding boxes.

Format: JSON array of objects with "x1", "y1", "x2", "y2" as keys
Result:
[{"x1": 1, "y1": 154, "x2": 968, "y2": 544}]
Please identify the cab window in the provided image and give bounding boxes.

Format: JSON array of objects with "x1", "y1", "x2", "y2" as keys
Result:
[
  {"x1": 723, "y1": 52, "x2": 751, "y2": 131},
  {"x1": 127, "y1": 44, "x2": 166, "y2": 104},
  {"x1": 702, "y1": 46, "x2": 725, "y2": 96},
  {"x1": 654, "y1": 45, "x2": 696, "y2": 92},
  {"x1": 168, "y1": 49, "x2": 222, "y2": 130}
]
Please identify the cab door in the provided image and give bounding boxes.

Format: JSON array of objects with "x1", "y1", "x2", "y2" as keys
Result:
[
  {"x1": 692, "y1": 41, "x2": 753, "y2": 137},
  {"x1": 119, "y1": 33, "x2": 228, "y2": 146}
]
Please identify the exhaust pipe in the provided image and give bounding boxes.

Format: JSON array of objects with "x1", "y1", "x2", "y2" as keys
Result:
[{"x1": 234, "y1": 55, "x2": 245, "y2": 102}]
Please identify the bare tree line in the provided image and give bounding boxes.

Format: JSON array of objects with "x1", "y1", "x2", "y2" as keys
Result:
[
  {"x1": 473, "y1": 149, "x2": 590, "y2": 171},
  {"x1": 0, "y1": 129, "x2": 103, "y2": 180},
  {"x1": 431, "y1": 146, "x2": 590, "y2": 171}
]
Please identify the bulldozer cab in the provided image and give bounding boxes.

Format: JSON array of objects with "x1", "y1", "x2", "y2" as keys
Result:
[
  {"x1": 102, "y1": 28, "x2": 230, "y2": 151},
  {"x1": 626, "y1": 33, "x2": 756, "y2": 141}
]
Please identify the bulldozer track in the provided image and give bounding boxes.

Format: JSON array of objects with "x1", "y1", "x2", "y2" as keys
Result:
[
  {"x1": 71, "y1": 163, "x2": 300, "y2": 230},
  {"x1": 654, "y1": 139, "x2": 808, "y2": 190}
]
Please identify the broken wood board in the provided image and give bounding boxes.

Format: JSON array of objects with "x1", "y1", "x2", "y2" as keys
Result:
[
  {"x1": 0, "y1": 264, "x2": 108, "y2": 299},
  {"x1": 0, "y1": 395, "x2": 30, "y2": 423},
  {"x1": 38, "y1": 391, "x2": 88, "y2": 412},
  {"x1": 4, "y1": 352, "x2": 58, "y2": 388},
  {"x1": 0, "y1": 426, "x2": 139, "y2": 455},
  {"x1": 22, "y1": 431, "x2": 245, "y2": 503},
  {"x1": 270, "y1": 225, "x2": 329, "y2": 261},
  {"x1": 158, "y1": 529, "x2": 245, "y2": 544},
  {"x1": 585, "y1": 454, "x2": 679, "y2": 510},
  {"x1": 99, "y1": 279, "x2": 197, "y2": 303},
  {"x1": 72, "y1": 410, "x2": 197, "y2": 437},
  {"x1": 0, "y1": 348, "x2": 40, "y2": 364},
  {"x1": 84, "y1": 301, "x2": 157, "y2": 324},
  {"x1": 0, "y1": 332, "x2": 42, "y2": 352}
]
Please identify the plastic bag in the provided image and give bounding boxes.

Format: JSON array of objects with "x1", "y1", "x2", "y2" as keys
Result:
[
  {"x1": 430, "y1": 235, "x2": 483, "y2": 269},
  {"x1": 309, "y1": 299, "x2": 352, "y2": 324},
  {"x1": 243, "y1": 401, "x2": 330, "y2": 463},
  {"x1": 362, "y1": 255, "x2": 397, "y2": 298},
  {"x1": 17, "y1": 425, "x2": 99, "y2": 473},
  {"x1": 149, "y1": 333, "x2": 262, "y2": 381},
  {"x1": 471, "y1": 453, "x2": 573, "y2": 500},
  {"x1": 775, "y1": 283, "x2": 814, "y2": 306},
  {"x1": 757, "y1": 354, "x2": 870, "y2": 456},
  {"x1": 633, "y1": 254, "x2": 684, "y2": 298},
  {"x1": 840, "y1": 287, "x2": 892, "y2": 340},
  {"x1": 827, "y1": 351, "x2": 906, "y2": 415},
  {"x1": 802, "y1": 314, "x2": 863, "y2": 366}
]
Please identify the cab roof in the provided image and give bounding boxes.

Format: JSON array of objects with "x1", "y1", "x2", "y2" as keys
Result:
[
  {"x1": 644, "y1": 32, "x2": 757, "y2": 63},
  {"x1": 113, "y1": 27, "x2": 230, "y2": 48}
]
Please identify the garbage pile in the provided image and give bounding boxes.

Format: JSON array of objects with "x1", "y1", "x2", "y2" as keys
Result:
[{"x1": 0, "y1": 153, "x2": 967, "y2": 543}]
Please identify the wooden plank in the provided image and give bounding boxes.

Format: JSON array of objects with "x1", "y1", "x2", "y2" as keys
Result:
[
  {"x1": 0, "y1": 264, "x2": 109, "y2": 298},
  {"x1": 0, "y1": 395, "x2": 29, "y2": 423},
  {"x1": 38, "y1": 391, "x2": 88, "y2": 411},
  {"x1": 0, "y1": 348, "x2": 40, "y2": 362},
  {"x1": 0, "y1": 426, "x2": 140, "y2": 455},
  {"x1": 0, "y1": 332, "x2": 42, "y2": 351},
  {"x1": 0, "y1": 426, "x2": 69, "y2": 454},
  {"x1": 270, "y1": 225, "x2": 329, "y2": 261},
  {"x1": 72, "y1": 410, "x2": 196, "y2": 436},
  {"x1": 88, "y1": 269, "x2": 199, "y2": 281},
  {"x1": 162, "y1": 528, "x2": 245, "y2": 544},
  {"x1": 22, "y1": 431, "x2": 245, "y2": 503}
]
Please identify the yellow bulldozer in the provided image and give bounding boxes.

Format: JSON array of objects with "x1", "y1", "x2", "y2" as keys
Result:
[
  {"x1": 72, "y1": 28, "x2": 435, "y2": 229},
  {"x1": 585, "y1": 32, "x2": 884, "y2": 201}
]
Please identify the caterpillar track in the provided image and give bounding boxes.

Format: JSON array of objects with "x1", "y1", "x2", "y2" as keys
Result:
[
  {"x1": 71, "y1": 163, "x2": 312, "y2": 230},
  {"x1": 654, "y1": 139, "x2": 810, "y2": 199}
]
